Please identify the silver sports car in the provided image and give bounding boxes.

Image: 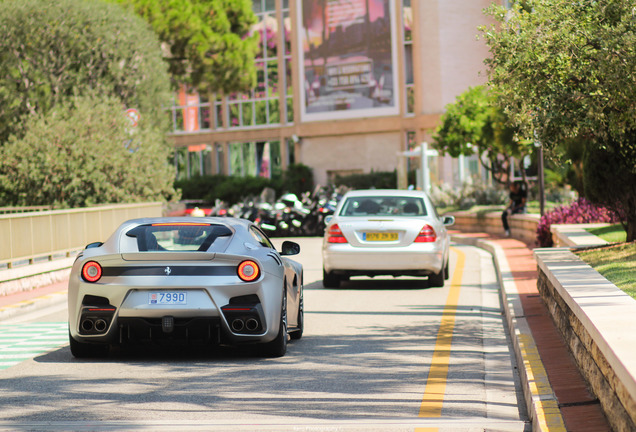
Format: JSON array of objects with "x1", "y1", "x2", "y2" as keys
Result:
[
  {"x1": 68, "y1": 217, "x2": 303, "y2": 358},
  {"x1": 322, "y1": 189, "x2": 455, "y2": 288}
]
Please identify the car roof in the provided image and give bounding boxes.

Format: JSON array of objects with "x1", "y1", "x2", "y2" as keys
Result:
[
  {"x1": 118, "y1": 217, "x2": 251, "y2": 230},
  {"x1": 341, "y1": 189, "x2": 430, "y2": 198}
]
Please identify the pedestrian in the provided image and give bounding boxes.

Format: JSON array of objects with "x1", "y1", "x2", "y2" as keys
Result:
[{"x1": 502, "y1": 181, "x2": 527, "y2": 237}]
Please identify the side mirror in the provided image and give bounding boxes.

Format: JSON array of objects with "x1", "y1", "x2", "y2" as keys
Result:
[
  {"x1": 325, "y1": 215, "x2": 333, "y2": 225},
  {"x1": 85, "y1": 242, "x2": 103, "y2": 249},
  {"x1": 280, "y1": 240, "x2": 300, "y2": 256},
  {"x1": 442, "y1": 216, "x2": 455, "y2": 226}
]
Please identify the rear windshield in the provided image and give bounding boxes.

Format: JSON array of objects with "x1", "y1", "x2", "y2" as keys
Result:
[
  {"x1": 125, "y1": 223, "x2": 233, "y2": 252},
  {"x1": 339, "y1": 196, "x2": 427, "y2": 217}
]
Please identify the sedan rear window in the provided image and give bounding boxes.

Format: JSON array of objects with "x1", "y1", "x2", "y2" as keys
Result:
[
  {"x1": 125, "y1": 223, "x2": 233, "y2": 252},
  {"x1": 339, "y1": 196, "x2": 427, "y2": 216}
]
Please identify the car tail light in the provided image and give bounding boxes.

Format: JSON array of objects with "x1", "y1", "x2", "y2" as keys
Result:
[
  {"x1": 327, "y1": 224, "x2": 348, "y2": 243},
  {"x1": 414, "y1": 224, "x2": 437, "y2": 243},
  {"x1": 82, "y1": 261, "x2": 103, "y2": 282},
  {"x1": 237, "y1": 260, "x2": 260, "y2": 282}
]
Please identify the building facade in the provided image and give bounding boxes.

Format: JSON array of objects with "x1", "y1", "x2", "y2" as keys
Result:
[{"x1": 169, "y1": 0, "x2": 497, "y2": 189}]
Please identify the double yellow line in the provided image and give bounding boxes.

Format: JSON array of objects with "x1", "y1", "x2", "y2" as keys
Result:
[{"x1": 418, "y1": 246, "x2": 465, "y2": 418}]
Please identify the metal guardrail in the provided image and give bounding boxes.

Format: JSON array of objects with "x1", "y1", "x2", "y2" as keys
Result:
[
  {"x1": 0, "y1": 206, "x2": 52, "y2": 215},
  {"x1": 0, "y1": 202, "x2": 163, "y2": 270}
]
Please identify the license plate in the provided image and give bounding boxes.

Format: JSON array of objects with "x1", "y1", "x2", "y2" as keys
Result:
[
  {"x1": 365, "y1": 232, "x2": 398, "y2": 241},
  {"x1": 149, "y1": 292, "x2": 187, "y2": 305}
]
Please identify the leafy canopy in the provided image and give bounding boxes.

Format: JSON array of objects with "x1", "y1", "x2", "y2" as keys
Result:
[
  {"x1": 0, "y1": 0, "x2": 172, "y2": 143},
  {"x1": 481, "y1": 0, "x2": 636, "y2": 240},
  {"x1": 432, "y1": 85, "x2": 533, "y2": 184},
  {"x1": 0, "y1": 94, "x2": 177, "y2": 208},
  {"x1": 111, "y1": 0, "x2": 259, "y2": 94}
]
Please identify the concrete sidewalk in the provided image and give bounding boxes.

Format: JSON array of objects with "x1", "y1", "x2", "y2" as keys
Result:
[
  {"x1": 452, "y1": 232, "x2": 611, "y2": 432},
  {"x1": 0, "y1": 234, "x2": 613, "y2": 431}
]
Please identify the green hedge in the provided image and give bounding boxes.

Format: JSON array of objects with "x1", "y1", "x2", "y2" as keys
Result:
[{"x1": 175, "y1": 163, "x2": 314, "y2": 204}]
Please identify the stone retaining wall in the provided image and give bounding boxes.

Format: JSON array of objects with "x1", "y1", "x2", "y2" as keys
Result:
[{"x1": 535, "y1": 248, "x2": 636, "y2": 432}]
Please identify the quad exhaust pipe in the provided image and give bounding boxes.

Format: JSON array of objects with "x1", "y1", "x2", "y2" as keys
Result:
[
  {"x1": 231, "y1": 317, "x2": 260, "y2": 333},
  {"x1": 80, "y1": 318, "x2": 109, "y2": 334}
]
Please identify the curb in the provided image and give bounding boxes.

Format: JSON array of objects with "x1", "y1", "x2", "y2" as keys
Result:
[
  {"x1": 452, "y1": 234, "x2": 567, "y2": 432},
  {"x1": 0, "y1": 289, "x2": 67, "y2": 322}
]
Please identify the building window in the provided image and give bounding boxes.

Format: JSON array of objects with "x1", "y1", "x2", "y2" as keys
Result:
[{"x1": 403, "y1": 0, "x2": 414, "y2": 115}]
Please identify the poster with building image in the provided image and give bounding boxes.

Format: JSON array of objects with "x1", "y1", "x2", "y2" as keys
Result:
[{"x1": 298, "y1": 0, "x2": 399, "y2": 122}]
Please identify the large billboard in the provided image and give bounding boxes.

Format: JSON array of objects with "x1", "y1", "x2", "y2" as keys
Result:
[{"x1": 298, "y1": 0, "x2": 400, "y2": 122}]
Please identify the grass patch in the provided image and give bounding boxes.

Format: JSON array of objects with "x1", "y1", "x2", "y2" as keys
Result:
[
  {"x1": 585, "y1": 224, "x2": 627, "y2": 243},
  {"x1": 576, "y1": 242, "x2": 636, "y2": 299}
]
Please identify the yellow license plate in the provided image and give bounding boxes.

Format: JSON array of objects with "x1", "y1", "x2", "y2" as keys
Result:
[{"x1": 365, "y1": 232, "x2": 398, "y2": 241}]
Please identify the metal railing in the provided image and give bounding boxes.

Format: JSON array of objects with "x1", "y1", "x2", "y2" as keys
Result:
[{"x1": 0, "y1": 202, "x2": 163, "y2": 270}]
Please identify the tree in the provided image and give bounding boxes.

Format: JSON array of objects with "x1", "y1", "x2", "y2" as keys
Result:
[
  {"x1": 0, "y1": 94, "x2": 177, "y2": 208},
  {"x1": 111, "y1": 0, "x2": 259, "y2": 94},
  {"x1": 432, "y1": 85, "x2": 534, "y2": 184},
  {"x1": 0, "y1": 0, "x2": 172, "y2": 143},
  {"x1": 482, "y1": 0, "x2": 636, "y2": 241}
]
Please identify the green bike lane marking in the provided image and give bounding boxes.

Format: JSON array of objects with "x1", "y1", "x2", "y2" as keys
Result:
[{"x1": 0, "y1": 322, "x2": 68, "y2": 370}]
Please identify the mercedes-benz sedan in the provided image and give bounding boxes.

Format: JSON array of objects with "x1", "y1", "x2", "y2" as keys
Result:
[{"x1": 322, "y1": 189, "x2": 454, "y2": 288}]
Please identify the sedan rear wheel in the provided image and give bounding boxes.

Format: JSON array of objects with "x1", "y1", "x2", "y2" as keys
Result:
[
  {"x1": 322, "y1": 269, "x2": 341, "y2": 288},
  {"x1": 428, "y1": 264, "x2": 445, "y2": 288}
]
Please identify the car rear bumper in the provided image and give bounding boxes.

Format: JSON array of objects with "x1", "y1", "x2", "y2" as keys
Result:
[{"x1": 323, "y1": 243, "x2": 445, "y2": 275}]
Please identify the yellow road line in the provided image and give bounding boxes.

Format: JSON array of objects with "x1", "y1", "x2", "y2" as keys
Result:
[{"x1": 419, "y1": 246, "x2": 465, "y2": 418}]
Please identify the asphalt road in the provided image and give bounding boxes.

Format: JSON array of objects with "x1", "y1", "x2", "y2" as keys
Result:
[{"x1": 0, "y1": 237, "x2": 529, "y2": 432}]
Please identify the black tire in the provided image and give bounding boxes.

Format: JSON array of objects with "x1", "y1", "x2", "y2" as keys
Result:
[
  {"x1": 428, "y1": 265, "x2": 445, "y2": 288},
  {"x1": 322, "y1": 269, "x2": 340, "y2": 288},
  {"x1": 444, "y1": 257, "x2": 450, "y2": 280},
  {"x1": 261, "y1": 289, "x2": 288, "y2": 357},
  {"x1": 290, "y1": 287, "x2": 303, "y2": 340},
  {"x1": 69, "y1": 332, "x2": 108, "y2": 358}
]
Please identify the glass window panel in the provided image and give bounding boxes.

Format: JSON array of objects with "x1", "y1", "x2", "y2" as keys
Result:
[
  {"x1": 255, "y1": 61, "x2": 266, "y2": 98},
  {"x1": 286, "y1": 96, "x2": 293, "y2": 123},
  {"x1": 255, "y1": 100, "x2": 268, "y2": 125},
  {"x1": 267, "y1": 60, "x2": 279, "y2": 97},
  {"x1": 403, "y1": 1, "x2": 412, "y2": 42},
  {"x1": 201, "y1": 106, "x2": 211, "y2": 129},
  {"x1": 265, "y1": 0, "x2": 275, "y2": 12},
  {"x1": 262, "y1": 13, "x2": 277, "y2": 59},
  {"x1": 252, "y1": 0, "x2": 262, "y2": 14},
  {"x1": 242, "y1": 101, "x2": 255, "y2": 127},
  {"x1": 405, "y1": 44, "x2": 414, "y2": 85},
  {"x1": 215, "y1": 102, "x2": 224, "y2": 129},
  {"x1": 286, "y1": 138, "x2": 295, "y2": 165},
  {"x1": 406, "y1": 86, "x2": 415, "y2": 114},
  {"x1": 282, "y1": 0, "x2": 288, "y2": 8},
  {"x1": 175, "y1": 109, "x2": 184, "y2": 132},
  {"x1": 229, "y1": 102, "x2": 240, "y2": 127},
  {"x1": 283, "y1": 11, "x2": 292, "y2": 55},
  {"x1": 269, "y1": 141, "x2": 282, "y2": 178},
  {"x1": 286, "y1": 58, "x2": 293, "y2": 95},
  {"x1": 268, "y1": 98, "x2": 280, "y2": 124}
]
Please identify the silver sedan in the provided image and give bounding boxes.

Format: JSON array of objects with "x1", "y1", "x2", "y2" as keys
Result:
[
  {"x1": 68, "y1": 217, "x2": 303, "y2": 358},
  {"x1": 322, "y1": 189, "x2": 454, "y2": 288}
]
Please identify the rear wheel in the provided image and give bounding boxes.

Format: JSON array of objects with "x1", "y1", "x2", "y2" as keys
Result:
[
  {"x1": 261, "y1": 288, "x2": 288, "y2": 357},
  {"x1": 444, "y1": 257, "x2": 450, "y2": 280},
  {"x1": 322, "y1": 269, "x2": 341, "y2": 288},
  {"x1": 290, "y1": 292, "x2": 303, "y2": 340},
  {"x1": 428, "y1": 264, "x2": 445, "y2": 288},
  {"x1": 69, "y1": 332, "x2": 109, "y2": 358}
]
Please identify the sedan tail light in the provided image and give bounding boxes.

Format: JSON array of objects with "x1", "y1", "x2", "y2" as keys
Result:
[
  {"x1": 414, "y1": 224, "x2": 437, "y2": 243},
  {"x1": 327, "y1": 224, "x2": 348, "y2": 243}
]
